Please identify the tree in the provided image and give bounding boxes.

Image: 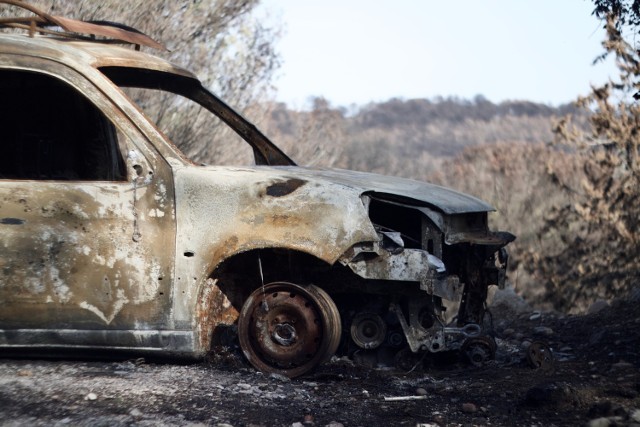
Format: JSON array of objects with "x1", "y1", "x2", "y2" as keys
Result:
[
  {"x1": 528, "y1": 3, "x2": 640, "y2": 311},
  {"x1": 592, "y1": 0, "x2": 640, "y2": 27},
  {"x1": 0, "y1": 0, "x2": 281, "y2": 163}
]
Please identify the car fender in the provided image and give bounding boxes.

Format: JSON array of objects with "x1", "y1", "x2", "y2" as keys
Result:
[{"x1": 171, "y1": 165, "x2": 378, "y2": 333}]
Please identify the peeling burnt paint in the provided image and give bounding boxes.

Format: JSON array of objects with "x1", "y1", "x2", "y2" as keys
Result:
[
  {"x1": 0, "y1": 175, "x2": 175, "y2": 330},
  {"x1": 265, "y1": 178, "x2": 306, "y2": 197}
]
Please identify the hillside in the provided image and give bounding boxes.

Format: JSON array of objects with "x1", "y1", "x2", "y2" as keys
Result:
[{"x1": 261, "y1": 96, "x2": 582, "y2": 180}]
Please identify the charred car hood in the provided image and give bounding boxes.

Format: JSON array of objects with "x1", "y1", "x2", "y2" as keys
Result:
[
  {"x1": 199, "y1": 165, "x2": 494, "y2": 215},
  {"x1": 283, "y1": 167, "x2": 493, "y2": 214}
]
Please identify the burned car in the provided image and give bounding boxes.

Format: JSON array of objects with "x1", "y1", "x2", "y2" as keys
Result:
[{"x1": 0, "y1": 1, "x2": 514, "y2": 378}]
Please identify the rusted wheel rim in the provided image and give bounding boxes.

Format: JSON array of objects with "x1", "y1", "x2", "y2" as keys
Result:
[
  {"x1": 238, "y1": 282, "x2": 341, "y2": 378},
  {"x1": 306, "y1": 285, "x2": 342, "y2": 363}
]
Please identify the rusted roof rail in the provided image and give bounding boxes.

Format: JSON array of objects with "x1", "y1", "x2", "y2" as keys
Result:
[{"x1": 0, "y1": 0, "x2": 165, "y2": 50}]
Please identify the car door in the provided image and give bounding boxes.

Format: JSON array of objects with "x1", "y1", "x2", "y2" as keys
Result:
[{"x1": 0, "y1": 58, "x2": 176, "y2": 344}]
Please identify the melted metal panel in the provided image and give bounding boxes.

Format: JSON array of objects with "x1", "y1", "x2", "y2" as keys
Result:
[{"x1": 344, "y1": 246, "x2": 439, "y2": 282}]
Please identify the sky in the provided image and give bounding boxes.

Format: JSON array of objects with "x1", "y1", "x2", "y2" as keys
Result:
[{"x1": 259, "y1": 0, "x2": 618, "y2": 109}]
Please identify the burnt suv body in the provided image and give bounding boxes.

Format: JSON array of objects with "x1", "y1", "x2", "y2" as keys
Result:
[{"x1": 0, "y1": 2, "x2": 514, "y2": 377}]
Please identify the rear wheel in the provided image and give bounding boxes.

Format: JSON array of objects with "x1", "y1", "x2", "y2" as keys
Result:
[{"x1": 237, "y1": 282, "x2": 341, "y2": 378}]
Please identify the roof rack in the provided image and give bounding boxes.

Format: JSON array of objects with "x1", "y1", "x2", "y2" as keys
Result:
[{"x1": 0, "y1": 0, "x2": 166, "y2": 50}]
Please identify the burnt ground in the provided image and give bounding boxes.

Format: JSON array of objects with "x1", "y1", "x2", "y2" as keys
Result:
[{"x1": 1, "y1": 294, "x2": 639, "y2": 427}]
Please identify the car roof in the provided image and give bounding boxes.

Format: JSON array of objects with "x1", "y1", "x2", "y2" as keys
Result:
[
  {"x1": 0, "y1": 1, "x2": 192, "y2": 76},
  {"x1": 0, "y1": 33, "x2": 196, "y2": 79}
]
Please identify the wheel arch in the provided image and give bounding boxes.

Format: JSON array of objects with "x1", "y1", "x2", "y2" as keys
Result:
[{"x1": 194, "y1": 247, "x2": 335, "y2": 353}]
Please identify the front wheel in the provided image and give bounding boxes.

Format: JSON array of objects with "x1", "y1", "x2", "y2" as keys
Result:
[{"x1": 237, "y1": 282, "x2": 342, "y2": 378}]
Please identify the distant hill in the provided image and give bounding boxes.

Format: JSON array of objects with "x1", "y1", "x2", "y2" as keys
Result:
[{"x1": 261, "y1": 96, "x2": 583, "y2": 180}]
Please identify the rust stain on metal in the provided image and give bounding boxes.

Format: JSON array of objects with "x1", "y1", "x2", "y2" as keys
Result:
[
  {"x1": 196, "y1": 278, "x2": 239, "y2": 351},
  {"x1": 52, "y1": 16, "x2": 167, "y2": 50},
  {"x1": 0, "y1": 1, "x2": 166, "y2": 50},
  {"x1": 237, "y1": 282, "x2": 341, "y2": 378}
]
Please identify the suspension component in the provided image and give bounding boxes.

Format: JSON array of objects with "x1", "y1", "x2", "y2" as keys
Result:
[
  {"x1": 461, "y1": 336, "x2": 497, "y2": 367},
  {"x1": 350, "y1": 312, "x2": 387, "y2": 350}
]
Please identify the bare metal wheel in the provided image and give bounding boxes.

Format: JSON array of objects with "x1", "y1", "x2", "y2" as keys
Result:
[{"x1": 238, "y1": 282, "x2": 341, "y2": 378}]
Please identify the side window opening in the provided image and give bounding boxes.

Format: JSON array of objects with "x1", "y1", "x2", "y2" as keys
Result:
[{"x1": 0, "y1": 69, "x2": 126, "y2": 181}]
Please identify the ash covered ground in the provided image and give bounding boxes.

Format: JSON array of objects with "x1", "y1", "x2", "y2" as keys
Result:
[{"x1": 1, "y1": 289, "x2": 639, "y2": 427}]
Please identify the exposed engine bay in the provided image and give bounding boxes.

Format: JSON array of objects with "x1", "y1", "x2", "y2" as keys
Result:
[{"x1": 227, "y1": 194, "x2": 514, "y2": 377}]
